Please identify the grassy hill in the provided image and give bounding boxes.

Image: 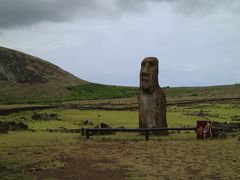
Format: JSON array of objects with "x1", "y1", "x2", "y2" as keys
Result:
[{"x1": 0, "y1": 46, "x2": 88, "y2": 102}]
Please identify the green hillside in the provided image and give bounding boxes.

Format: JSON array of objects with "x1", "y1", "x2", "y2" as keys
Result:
[
  {"x1": 67, "y1": 84, "x2": 138, "y2": 99},
  {"x1": 0, "y1": 46, "x2": 88, "y2": 102}
]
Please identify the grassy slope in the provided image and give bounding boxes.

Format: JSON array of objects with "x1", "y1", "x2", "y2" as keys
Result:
[
  {"x1": 0, "y1": 46, "x2": 88, "y2": 102},
  {"x1": 67, "y1": 83, "x2": 138, "y2": 100},
  {"x1": 0, "y1": 83, "x2": 139, "y2": 104}
]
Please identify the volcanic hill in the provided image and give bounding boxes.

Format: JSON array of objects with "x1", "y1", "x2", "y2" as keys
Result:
[{"x1": 0, "y1": 46, "x2": 88, "y2": 101}]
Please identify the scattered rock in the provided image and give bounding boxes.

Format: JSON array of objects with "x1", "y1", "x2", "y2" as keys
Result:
[
  {"x1": 98, "y1": 123, "x2": 112, "y2": 129},
  {"x1": 218, "y1": 132, "x2": 227, "y2": 139},
  {"x1": 212, "y1": 121, "x2": 240, "y2": 133},
  {"x1": 46, "y1": 129, "x2": 60, "y2": 133},
  {"x1": 0, "y1": 127, "x2": 8, "y2": 134},
  {"x1": 35, "y1": 167, "x2": 42, "y2": 171},
  {"x1": 28, "y1": 168, "x2": 36, "y2": 172},
  {"x1": 17, "y1": 121, "x2": 28, "y2": 130},
  {"x1": 196, "y1": 110, "x2": 206, "y2": 117},
  {"x1": 190, "y1": 93, "x2": 198, "y2": 96},
  {"x1": 49, "y1": 113, "x2": 60, "y2": 119},
  {"x1": 19, "y1": 116, "x2": 27, "y2": 121},
  {"x1": 212, "y1": 121, "x2": 240, "y2": 138},
  {"x1": 63, "y1": 129, "x2": 81, "y2": 133},
  {"x1": 46, "y1": 128, "x2": 81, "y2": 133},
  {"x1": 0, "y1": 121, "x2": 28, "y2": 131},
  {"x1": 31, "y1": 113, "x2": 61, "y2": 121},
  {"x1": 184, "y1": 110, "x2": 208, "y2": 117},
  {"x1": 79, "y1": 120, "x2": 94, "y2": 126},
  {"x1": 169, "y1": 130, "x2": 176, "y2": 134},
  {"x1": 28, "y1": 167, "x2": 42, "y2": 172},
  {"x1": 230, "y1": 133, "x2": 238, "y2": 137},
  {"x1": 28, "y1": 129, "x2": 36, "y2": 132},
  {"x1": 116, "y1": 126, "x2": 125, "y2": 129},
  {"x1": 0, "y1": 165, "x2": 8, "y2": 173},
  {"x1": 231, "y1": 115, "x2": 240, "y2": 121},
  {"x1": 92, "y1": 123, "x2": 115, "y2": 135},
  {"x1": 184, "y1": 110, "x2": 219, "y2": 118}
]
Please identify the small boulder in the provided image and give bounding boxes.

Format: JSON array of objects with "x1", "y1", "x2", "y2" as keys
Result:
[
  {"x1": 0, "y1": 127, "x2": 8, "y2": 134},
  {"x1": 117, "y1": 126, "x2": 125, "y2": 129},
  {"x1": 79, "y1": 120, "x2": 94, "y2": 126},
  {"x1": 231, "y1": 115, "x2": 240, "y2": 121},
  {"x1": 31, "y1": 113, "x2": 60, "y2": 121},
  {"x1": 18, "y1": 121, "x2": 28, "y2": 130},
  {"x1": 92, "y1": 123, "x2": 115, "y2": 135},
  {"x1": 218, "y1": 132, "x2": 227, "y2": 139},
  {"x1": 197, "y1": 110, "x2": 205, "y2": 117},
  {"x1": 0, "y1": 121, "x2": 28, "y2": 131},
  {"x1": 99, "y1": 123, "x2": 111, "y2": 128}
]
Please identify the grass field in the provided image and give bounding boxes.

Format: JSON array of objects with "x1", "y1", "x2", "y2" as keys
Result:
[{"x1": 0, "y1": 101, "x2": 240, "y2": 179}]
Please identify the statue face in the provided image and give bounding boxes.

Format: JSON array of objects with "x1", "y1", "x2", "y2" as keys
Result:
[{"x1": 140, "y1": 57, "x2": 159, "y2": 90}]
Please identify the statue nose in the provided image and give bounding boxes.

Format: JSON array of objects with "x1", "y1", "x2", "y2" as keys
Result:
[{"x1": 142, "y1": 63, "x2": 149, "y2": 73}]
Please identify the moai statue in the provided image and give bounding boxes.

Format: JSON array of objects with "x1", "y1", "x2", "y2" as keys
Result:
[{"x1": 139, "y1": 57, "x2": 168, "y2": 135}]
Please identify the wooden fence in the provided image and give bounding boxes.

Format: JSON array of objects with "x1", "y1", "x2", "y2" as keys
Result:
[{"x1": 81, "y1": 127, "x2": 197, "y2": 140}]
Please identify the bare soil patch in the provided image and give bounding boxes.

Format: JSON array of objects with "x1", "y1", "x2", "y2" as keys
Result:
[{"x1": 32, "y1": 156, "x2": 127, "y2": 180}]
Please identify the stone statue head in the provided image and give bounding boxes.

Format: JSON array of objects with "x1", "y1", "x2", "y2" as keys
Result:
[{"x1": 140, "y1": 57, "x2": 159, "y2": 91}]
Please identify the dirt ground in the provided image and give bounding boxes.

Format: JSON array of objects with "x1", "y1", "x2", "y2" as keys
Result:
[
  {"x1": 1, "y1": 129, "x2": 239, "y2": 179},
  {"x1": 23, "y1": 136, "x2": 240, "y2": 180},
  {"x1": 34, "y1": 157, "x2": 127, "y2": 180}
]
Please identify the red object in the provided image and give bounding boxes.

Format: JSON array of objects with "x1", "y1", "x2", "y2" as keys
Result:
[{"x1": 197, "y1": 120, "x2": 213, "y2": 140}]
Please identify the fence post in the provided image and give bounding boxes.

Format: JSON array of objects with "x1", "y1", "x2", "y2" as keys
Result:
[
  {"x1": 145, "y1": 130, "x2": 149, "y2": 141},
  {"x1": 86, "y1": 130, "x2": 90, "y2": 139},
  {"x1": 81, "y1": 128, "x2": 85, "y2": 136}
]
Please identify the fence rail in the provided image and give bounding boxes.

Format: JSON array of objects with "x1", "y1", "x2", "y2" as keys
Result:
[{"x1": 81, "y1": 127, "x2": 197, "y2": 140}]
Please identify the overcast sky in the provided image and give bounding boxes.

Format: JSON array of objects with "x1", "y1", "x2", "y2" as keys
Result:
[{"x1": 0, "y1": 0, "x2": 240, "y2": 87}]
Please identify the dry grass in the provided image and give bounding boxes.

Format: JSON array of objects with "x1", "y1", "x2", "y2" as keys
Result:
[{"x1": 0, "y1": 132, "x2": 239, "y2": 179}]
